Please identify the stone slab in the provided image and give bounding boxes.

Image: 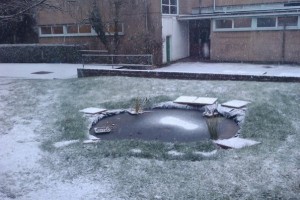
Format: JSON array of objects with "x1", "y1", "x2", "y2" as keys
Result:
[
  {"x1": 174, "y1": 96, "x2": 217, "y2": 105},
  {"x1": 193, "y1": 97, "x2": 218, "y2": 105},
  {"x1": 173, "y1": 96, "x2": 198, "y2": 104},
  {"x1": 222, "y1": 100, "x2": 250, "y2": 108},
  {"x1": 214, "y1": 137, "x2": 261, "y2": 149}
]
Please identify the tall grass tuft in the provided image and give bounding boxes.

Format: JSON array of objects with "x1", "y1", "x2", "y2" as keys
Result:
[
  {"x1": 133, "y1": 97, "x2": 150, "y2": 114},
  {"x1": 205, "y1": 117, "x2": 220, "y2": 140}
]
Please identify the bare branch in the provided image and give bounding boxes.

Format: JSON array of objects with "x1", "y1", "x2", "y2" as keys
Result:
[{"x1": 0, "y1": 0, "x2": 48, "y2": 20}]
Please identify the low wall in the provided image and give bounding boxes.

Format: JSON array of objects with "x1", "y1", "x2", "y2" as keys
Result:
[
  {"x1": 77, "y1": 68, "x2": 300, "y2": 82},
  {"x1": 0, "y1": 44, "x2": 83, "y2": 63}
]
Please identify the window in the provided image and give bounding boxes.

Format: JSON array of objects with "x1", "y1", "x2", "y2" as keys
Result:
[
  {"x1": 215, "y1": 19, "x2": 232, "y2": 29},
  {"x1": 278, "y1": 16, "x2": 298, "y2": 27},
  {"x1": 79, "y1": 24, "x2": 92, "y2": 33},
  {"x1": 52, "y1": 26, "x2": 64, "y2": 34},
  {"x1": 257, "y1": 17, "x2": 276, "y2": 27},
  {"x1": 234, "y1": 18, "x2": 252, "y2": 28},
  {"x1": 105, "y1": 23, "x2": 124, "y2": 35},
  {"x1": 40, "y1": 26, "x2": 52, "y2": 34},
  {"x1": 214, "y1": 16, "x2": 300, "y2": 32},
  {"x1": 162, "y1": 0, "x2": 178, "y2": 15},
  {"x1": 67, "y1": 25, "x2": 78, "y2": 34},
  {"x1": 39, "y1": 23, "x2": 125, "y2": 37}
]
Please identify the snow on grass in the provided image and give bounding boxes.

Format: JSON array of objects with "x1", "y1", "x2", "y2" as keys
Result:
[
  {"x1": 53, "y1": 139, "x2": 80, "y2": 148},
  {"x1": 193, "y1": 150, "x2": 218, "y2": 157},
  {"x1": 0, "y1": 118, "x2": 42, "y2": 173},
  {"x1": 167, "y1": 150, "x2": 185, "y2": 157},
  {"x1": 213, "y1": 137, "x2": 261, "y2": 149},
  {"x1": 0, "y1": 76, "x2": 299, "y2": 199},
  {"x1": 130, "y1": 148, "x2": 143, "y2": 154}
]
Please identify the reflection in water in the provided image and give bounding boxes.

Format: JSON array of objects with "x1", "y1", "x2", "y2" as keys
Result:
[{"x1": 160, "y1": 116, "x2": 199, "y2": 130}]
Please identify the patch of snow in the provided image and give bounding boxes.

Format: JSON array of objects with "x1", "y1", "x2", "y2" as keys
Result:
[
  {"x1": 88, "y1": 134, "x2": 100, "y2": 140},
  {"x1": 79, "y1": 107, "x2": 107, "y2": 114},
  {"x1": 167, "y1": 150, "x2": 185, "y2": 157},
  {"x1": 130, "y1": 149, "x2": 142, "y2": 154},
  {"x1": 193, "y1": 150, "x2": 218, "y2": 157},
  {"x1": 153, "y1": 101, "x2": 199, "y2": 110},
  {"x1": 83, "y1": 139, "x2": 101, "y2": 144},
  {"x1": 0, "y1": 119, "x2": 42, "y2": 173},
  {"x1": 160, "y1": 116, "x2": 199, "y2": 130},
  {"x1": 18, "y1": 177, "x2": 113, "y2": 200},
  {"x1": 53, "y1": 140, "x2": 80, "y2": 148},
  {"x1": 214, "y1": 137, "x2": 261, "y2": 149}
]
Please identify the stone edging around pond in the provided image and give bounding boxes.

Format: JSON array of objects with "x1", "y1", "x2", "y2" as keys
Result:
[{"x1": 85, "y1": 101, "x2": 247, "y2": 137}]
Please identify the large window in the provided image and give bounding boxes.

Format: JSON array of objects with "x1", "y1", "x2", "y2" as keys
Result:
[
  {"x1": 234, "y1": 18, "x2": 252, "y2": 28},
  {"x1": 162, "y1": 0, "x2": 178, "y2": 15},
  {"x1": 214, "y1": 16, "x2": 300, "y2": 31},
  {"x1": 278, "y1": 16, "x2": 298, "y2": 27},
  {"x1": 257, "y1": 17, "x2": 276, "y2": 27},
  {"x1": 40, "y1": 26, "x2": 64, "y2": 35},
  {"x1": 39, "y1": 23, "x2": 124, "y2": 37},
  {"x1": 215, "y1": 19, "x2": 232, "y2": 29}
]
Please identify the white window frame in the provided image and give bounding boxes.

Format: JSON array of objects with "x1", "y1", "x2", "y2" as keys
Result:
[
  {"x1": 161, "y1": 0, "x2": 178, "y2": 15},
  {"x1": 39, "y1": 23, "x2": 125, "y2": 37},
  {"x1": 213, "y1": 16, "x2": 300, "y2": 32}
]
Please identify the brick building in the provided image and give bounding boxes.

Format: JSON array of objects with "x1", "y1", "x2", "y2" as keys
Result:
[{"x1": 37, "y1": 0, "x2": 300, "y2": 65}]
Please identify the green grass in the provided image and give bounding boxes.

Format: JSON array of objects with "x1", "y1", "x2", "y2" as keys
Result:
[{"x1": 2, "y1": 77, "x2": 299, "y2": 199}]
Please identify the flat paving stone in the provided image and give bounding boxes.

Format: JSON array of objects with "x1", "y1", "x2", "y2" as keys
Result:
[
  {"x1": 222, "y1": 100, "x2": 250, "y2": 108},
  {"x1": 174, "y1": 96, "x2": 217, "y2": 105},
  {"x1": 174, "y1": 96, "x2": 198, "y2": 104},
  {"x1": 193, "y1": 97, "x2": 218, "y2": 105}
]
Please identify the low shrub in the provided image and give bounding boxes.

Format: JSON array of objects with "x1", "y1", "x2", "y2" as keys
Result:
[{"x1": 0, "y1": 44, "x2": 84, "y2": 63}]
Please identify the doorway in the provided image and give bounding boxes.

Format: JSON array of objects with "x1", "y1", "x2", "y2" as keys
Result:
[{"x1": 189, "y1": 20, "x2": 211, "y2": 60}]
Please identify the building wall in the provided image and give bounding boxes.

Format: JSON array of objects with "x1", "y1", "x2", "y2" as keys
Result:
[
  {"x1": 37, "y1": 0, "x2": 163, "y2": 65},
  {"x1": 179, "y1": 0, "x2": 200, "y2": 14},
  {"x1": 210, "y1": 30, "x2": 300, "y2": 63},
  {"x1": 162, "y1": 17, "x2": 190, "y2": 63}
]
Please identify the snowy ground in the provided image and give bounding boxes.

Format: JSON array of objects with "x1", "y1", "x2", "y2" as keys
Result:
[
  {"x1": 155, "y1": 62, "x2": 300, "y2": 77},
  {"x1": 0, "y1": 62, "x2": 300, "y2": 80},
  {"x1": 0, "y1": 63, "x2": 300, "y2": 199}
]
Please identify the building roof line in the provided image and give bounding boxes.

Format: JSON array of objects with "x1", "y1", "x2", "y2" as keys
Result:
[{"x1": 178, "y1": 9, "x2": 300, "y2": 20}]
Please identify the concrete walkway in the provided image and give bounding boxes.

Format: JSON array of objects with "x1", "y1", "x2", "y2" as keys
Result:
[{"x1": 0, "y1": 62, "x2": 300, "y2": 80}]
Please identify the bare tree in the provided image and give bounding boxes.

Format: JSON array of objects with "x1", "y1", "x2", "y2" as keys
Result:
[
  {"x1": 0, "y1": 0, "x2": 50, "y2": 22},
  {"x1": 0, "y1": 0, "x2": 62, "y2": 43},
  {"x1": 89, "y1": 0, "x2": 125, "y2": 54}
]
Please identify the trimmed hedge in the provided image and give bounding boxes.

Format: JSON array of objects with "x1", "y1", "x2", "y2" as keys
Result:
[{"x1": 0, "y1": 44, "x2": 84, "y2": 63}]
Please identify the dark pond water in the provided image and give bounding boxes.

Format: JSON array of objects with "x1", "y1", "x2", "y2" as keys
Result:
[{"x1": 91, "y1": 109, "x2": 239, "y2": 143}]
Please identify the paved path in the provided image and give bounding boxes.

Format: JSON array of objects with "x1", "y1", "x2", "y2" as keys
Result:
[{"x1": 0, "y1": 62, "x2": 300, "y2": 80}]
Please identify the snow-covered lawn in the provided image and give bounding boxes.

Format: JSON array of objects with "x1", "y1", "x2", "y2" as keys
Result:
[{"x1": 0, "y1": 76, "x2": 299, "y2": 199}]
